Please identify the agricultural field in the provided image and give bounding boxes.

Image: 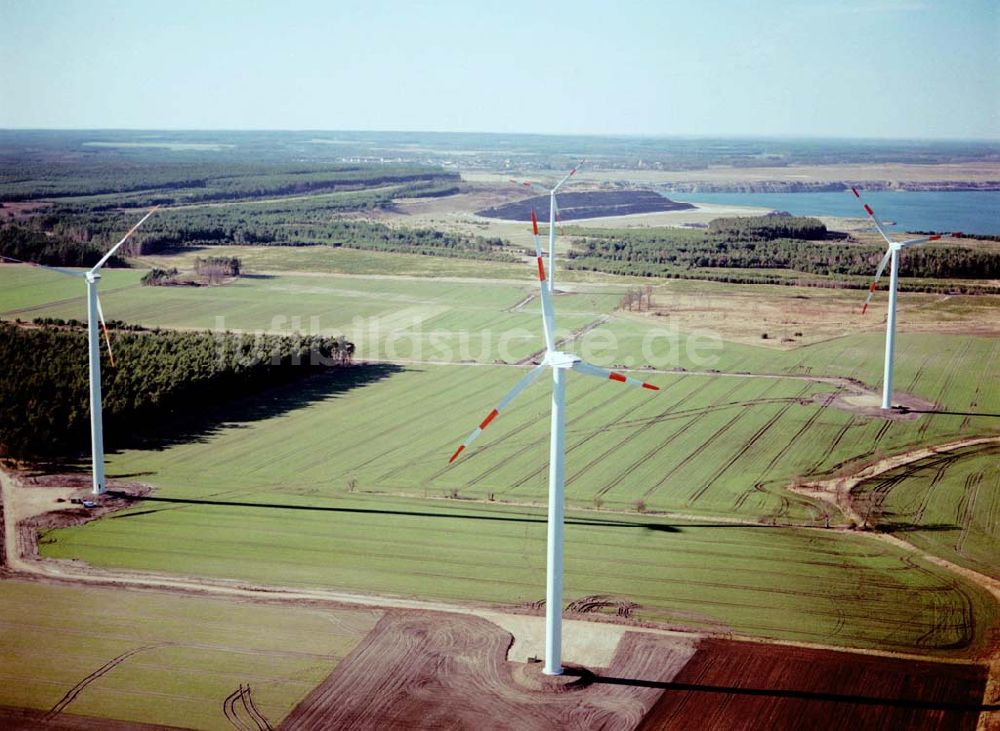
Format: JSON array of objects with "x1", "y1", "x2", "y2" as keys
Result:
[
  {"x1": 853, "y1": 442, "x2": 1000, "y2": 579},
  {"x1": 38, "y1": 488, "x2": 993, "y2": 654},
  {"x1": 0, "y1": 579, "x2": 381, "y2": 729},
  {"x1": 2, "y1": 134, "x2": 998, "y2": 728}
]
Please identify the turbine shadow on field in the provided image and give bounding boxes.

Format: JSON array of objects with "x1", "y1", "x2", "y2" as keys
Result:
[
  {"x1": 897, "y1": 407, "x2": 1000, "y2": 419},
  {"x1": 107, "y1": 492, "x2": 697, "y2": 532},
  {"x1": 872, "y1": 521, "x2": 959, "y2": 534},
  {"x1": 587, "y1": 674, "x2": 999, "y2": 713},
  {"x1": 108, "y1": 363, "x2": 404, "y2": 455}
]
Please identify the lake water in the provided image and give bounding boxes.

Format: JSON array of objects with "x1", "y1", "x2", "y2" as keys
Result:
[{"x1": 669, "y1": 191, "x2": 999, "y2": 236}]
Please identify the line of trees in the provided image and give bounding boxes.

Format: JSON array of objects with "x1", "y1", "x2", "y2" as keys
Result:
[
  {"x1": 0, "y1": 225, "x2": 127, "y2": 268},
  {"x1": 0, "y1": 161, "x2": 459, "y2": 204},
  {"x1": 706, "y1": 214, "x2": 828, "y2": 240},
  {"x1": 0, "y1": 321, "x2": 354, "y2": 460},
  {"x1": 567, "y1": 215, "x2": 1000, "y2": 282},
  {"x1": 194, "y1": 256, "x2": 241, "y2": 283}
]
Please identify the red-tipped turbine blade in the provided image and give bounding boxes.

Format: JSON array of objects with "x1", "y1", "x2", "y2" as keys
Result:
[
  {"x1": 849, "y1": 186, "x2": 894, "y2": 246},
  {"x1": 95, "y1": 295, "x2": 116, "y2": 366},
  {"x1": 572, "y1": 361, "x2": 660, "y2": 390},
  {"x1": 531, "y1": 209, "x2": 539, "y2": 236},
  {"x1": 447, "y1": 364, "x2": 547, "y2": 463}
]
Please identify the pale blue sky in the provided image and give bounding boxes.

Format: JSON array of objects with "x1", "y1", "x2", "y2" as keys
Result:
[{"x1": 1, "y1": 0, "x2": 997, "y2": 138}]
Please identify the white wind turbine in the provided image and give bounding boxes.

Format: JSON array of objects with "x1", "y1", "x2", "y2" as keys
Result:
[
  {"x1": 26, "y1": 208, "x2": 157, "y2": 494},
  {"x1": 511, "y1": 161, "x2": 584, "y2": 293},
  {"x1": 448, "y1": 208, "x2": 658, "y2": 676},
  {"x1": 851, "y1": 187, "x2": 957, "y2": 410}
]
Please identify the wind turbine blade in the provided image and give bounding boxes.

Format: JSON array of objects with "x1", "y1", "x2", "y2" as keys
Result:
[
  {"x1": 94, "y1": 294, "x2": 116, "y2": 367},
  {"x1": 571, "y1": 360, "x2": 659, "y2": 390},
  {"x1": 897, "y1": 232, "x2": 958, "y2": 249},
  {"x1": 532, "y1": 209, "x2": 557, "y2": 351},
  {"x1": 0, "y1": 254, "x2": 85, "y2": 277},
  {"x1": 510, "y1": 179, "x2": 549, "y2": 195},
  {"x1": 551, "y1": 160, "x2": 584, "y2": 193},
  {"x1": 90, "y1": 206, "x2": 159, "y2": 272},
  {"x1": 849, "y1": 187, "x2": 894, "y2": 246},
  {"x1": 448, "y1": 364, "x2": 547, "y2": 463},
  {"x1": 861, "y1": 247, "x2": 893, "y2": 315}
]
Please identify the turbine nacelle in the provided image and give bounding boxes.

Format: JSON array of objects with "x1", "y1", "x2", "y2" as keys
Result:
[{"x1": 543, "y1": 351, "x2": 581, "y2": 369}]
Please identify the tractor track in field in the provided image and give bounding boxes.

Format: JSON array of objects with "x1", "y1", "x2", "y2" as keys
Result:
[
  {"x1": 598, "y1": 379, "x2": 750, "y2": 486},
  {"x1": 502, "y1": 376, "x2": 721, "y2": 494},
  {"x1": 337, "y1": 365, "x2": 478, "y2": 476},
  {"x1": 667, "y1": 380, "x2": 788, "y2": 505},
  {"x1": 0, "y1": 281, "x2": 142, "y2": 318},
  {"x1": 690, "y1": 383, "x2": 814, "y2": 507},
  {"x1": 223, "y1": 684, "x2": 272, "y2": 731},
  {"x1": 902, "y1": 352, "x2": 933, "y2": 402},
  {"x1": 955, "y1": 472, "x2": 984, "y2": 558},
  {"x1": 918, "y1": 338, "x2": 974, "y2": 441},
  {"x1": 734, "y1": 385, "x2": 836, "y2": 517},
  {"x1": 589, "y1": 379, "x2": 749, "y2": 502},
  {"x1": 961, "y1": 340, "x2": 998, "y2": 433},
  {"x1": 44, "y1": 643, "x2": 171, "y2": 721},
  {"x1": 565, "y1": 376, "x2": 712, "y2": 494},
  {"x1": 808, "y1": 416, "x2": 857, "y2": 475},
  {"x1": 515, "y1": 315, "x2": 611, "y2": 366},
  {"x1": 607, "y1": 395, "x2": 812, "y2": 431},
  {"x1": 759, "y1": 387, "x2": 841, "y2": 478},
  {"x1": 626, "y1": 380, "x2": 772, "y2": 502},
  {"x1": 788, "y1": 436, "x2": 1000, "y2": 595},
  {"x1": 507, "y1": 292, "x2": 536, "y2": 312},
  {"x1": 914, "y1": 452, "x2": 965, "y2": 525},
  {"x1": 480, "y1": 379, "x2": 629, "y2": 490},
  {"x1": 872, "y1": 419, "x2": 894, "y2": 450}
]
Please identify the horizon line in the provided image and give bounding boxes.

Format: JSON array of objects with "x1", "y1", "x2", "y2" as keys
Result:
[{"x1": 1, "y1": 127, "x2": 998, "y2": 144}]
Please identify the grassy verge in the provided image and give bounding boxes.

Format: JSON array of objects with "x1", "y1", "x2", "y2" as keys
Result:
[{"x1": 0, "y1": 579, "x2": 380, "y2": 729}]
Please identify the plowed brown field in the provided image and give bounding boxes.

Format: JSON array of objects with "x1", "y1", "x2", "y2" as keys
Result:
[
  {"x1": 637, "y1": 639, "x2": 989, "y2": 731},
  {"x1": 280, "y1": 613, "x2": 991, "y2": 730},
  {"x1": 280, "y1": 613, "x2": 693, "y2": 729}
]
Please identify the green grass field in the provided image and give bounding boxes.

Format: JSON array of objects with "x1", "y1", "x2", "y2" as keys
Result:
[
  {"x1": 39, "y1": 493, "x2": 993, "y2": 655},
  {"x1": 5, "y1": 255, "x2": 999, "y2": 657},
  {"x1": 0, "y1": 579, "x2": 380, "y2": 729},
  {"x1": 0, "y1": 264, "x2": 607, "y2": 361},
  {"x1": 853, "y1": 442, "x2": 1000, "y2": 580}
]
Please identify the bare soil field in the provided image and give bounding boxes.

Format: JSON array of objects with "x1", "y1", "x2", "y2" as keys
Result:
[
  {"x1": 281, "y1": 612, "x2": 693, "y2": 730},
  {"x1": 280, "y1": 612, "x2": 992, "y2": 731},
  {"x1": 476, "y1": 190, "x2": 695, "y2": 222},
  {"x1": 637, "y1": 638, "x2": 990, "y2": 731},
  {"x1": 0, "y1": 706, "x2": 183, "y2": 730},
  {"x1": 621, "y1": 287, "x2": 1000, "y2": 348}
]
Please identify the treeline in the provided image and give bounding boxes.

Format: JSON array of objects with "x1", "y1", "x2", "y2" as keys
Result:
[
  {"x1": 567, "y1": 216, "x2": 1000, "y2": 282},
  {"x1": 194, "y1": 256, "x2": 241, "y2": 282},
  {"x1": 0, "y1": 160, "x2": 459, "y2": 205},
  {"x1": 0, "y1": 321, "x2": 355, "y2": 460},
  {"x1": 20, "y1": 202, "x2": 515, "y2": 262},
  {"x1": 566, "y1": 260, "x2": 997, "y2": 294},
  {"x1": 706, "y1": 214, "x2": 827, "y2": 241},
  {"x1": 0, "y1": 158, "x2": 521, "y2": 264},
  {"x1": 0, "y1": 225, "x2": 126, "y2": 268}
]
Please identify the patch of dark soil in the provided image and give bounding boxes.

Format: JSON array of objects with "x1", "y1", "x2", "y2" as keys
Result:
[{"x1": 478, "y1": 190, "x2": 695, "y2": 222}]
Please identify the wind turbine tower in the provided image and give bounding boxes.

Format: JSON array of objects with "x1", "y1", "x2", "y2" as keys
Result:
[
  {"x1": 851, "y1": 187, "x2": 957, "y2": 410},
  {"x1": 23, "y1": 209, "x2": 158, "y2": 494},
  {"x1": 449, "y1": 209, "x2": 658, "y2": 675},
  {"x1": 511, "y1": 162, "x2": 583, "y2": 293}
]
